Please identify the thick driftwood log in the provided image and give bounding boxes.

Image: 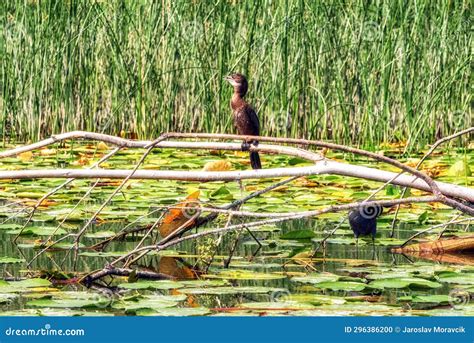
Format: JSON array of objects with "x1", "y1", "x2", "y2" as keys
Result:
[{"x1": 392, "y1": 236, "x2": 474, "y2": 254}]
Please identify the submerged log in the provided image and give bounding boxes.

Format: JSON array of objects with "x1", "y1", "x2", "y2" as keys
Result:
[{"x1": 392, "y1": 235, "x2": 474, "y2": 254}]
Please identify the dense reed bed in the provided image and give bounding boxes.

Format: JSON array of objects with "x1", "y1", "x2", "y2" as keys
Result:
[{"x1": 1, "y1": 0, "x2": 472, "y2": 148}]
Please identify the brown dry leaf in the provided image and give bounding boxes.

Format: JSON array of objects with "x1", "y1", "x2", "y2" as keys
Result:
[
  {"x1": 295, "y1": 176, "x2": 320, "y2": 187},
  {"x1": 37, "y1": 199, "x2": 57, "y2": 208},
  {"x1": 39, "y1": 148, "x2": 57, "y2": 156},
  {"x1": 159, "y1": 191, "x2": 200, "y2": 238},
  {"x1": 96, "y1": 180, "x2": 122, "y2": 187},
  {"x1": 245, "y1": 185, "x2": 259, "y2": 192},
  {"x1": 202, "y1": 160, "x2": 232, "y2": 171},
  {"x1": 72, "y1": 155, "x2": 91, "y2": 166},
  {"x1": 379, "y1": 141, "x2": 408, "y2": 150},
  {"x1": 17, "y1": 151, "x2": 33, "y2": 162},
  {"x1": 233, "y1": 151, "x2": 247, "y2": 158},
  {"x1": 97, "y1": 142, "x2": 109, "y2": 150}
]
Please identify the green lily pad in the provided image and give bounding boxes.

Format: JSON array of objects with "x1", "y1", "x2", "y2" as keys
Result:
[
  {"x1": 240, "y1": 301, "x2": 316, "y2": 310},
  {"x1": 280, "y1": 229, "x2": 316, "y2": 240},
  {"x1": 398, "y1": 295, "x2": 450, "y2": 304},
  {"x1": 112, "y1": 295, "x2": 185, "y2": 313},
  {"x1": 85, "y1": 230, "x2": 116, "y2": 239},
  {"x1": 117, "y1": 280, "x2": 184, "y2": 290},
  {"x1": 436, "y1": 272, "x2": 474, "y2": 285},
  {"x1": 204, "y1": 269, "x2": 285, "y2": 280},
  {"x1": 7, "y1": 226, "x2": 66, "y2": 236},
  {"x1": 179, "y1": 286, "x2": 284, "y2": 295},
  {"x1": 313, "y1": 281, "x2": 367, "y2": 292},
  {"x1": 79, "y1": 251, "x2": 128, "y2": 257},
  {"x1": 447, "y1": 160, "x2": 472, "y2": 177},
  {"x1": 291, "y1": 273, "x2": 340, "y2": 284},
  {"x1": 180, "y1": 280, "x2": 229, "y2": 287},
  {"x1": 369, "y1": 277, "x2": 442, "y2": 289},
  {"x1": 287, "y1": 294, "x2": 346, "y2": 305},
  {"x1": 27, "y1": 292, "x2": 112, "y2": 309},
  {"x1": 136, "y1": 307, "x2": 211, "y2": 316},
  {"x1": 0, "y1": 293, "x2": 18, "y2": 303},
  {"x1": 0, "y1": 278, "x2": 52, "y2": 292},
  {"x1": 0, "y1": 224, "x2": 22, "y2": 230},
  {"x1": 0, "y1": 257, "x2": 25, "y2": 264}
]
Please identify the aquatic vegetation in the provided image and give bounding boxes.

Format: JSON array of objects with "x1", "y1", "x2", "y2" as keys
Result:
[{"x1": 0, "y1": 144, "x2": 472, "y2": 316}]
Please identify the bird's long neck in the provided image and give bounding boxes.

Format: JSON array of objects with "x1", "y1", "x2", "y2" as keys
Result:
[
  {"x1": 231, "y1": 92, "x2": 244, "y2": 110},
  {"x1": 231, "y1": 85, "x2": 247, "y2": 110}
]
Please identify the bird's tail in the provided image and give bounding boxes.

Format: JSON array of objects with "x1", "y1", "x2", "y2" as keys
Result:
[{"x1": 250, "y1": 151, "x2": 261, "y2": 169}]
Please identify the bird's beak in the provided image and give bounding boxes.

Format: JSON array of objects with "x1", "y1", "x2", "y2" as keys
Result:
[{"x1": 224, "y1": 75, "x2": 232, "y2": 82}]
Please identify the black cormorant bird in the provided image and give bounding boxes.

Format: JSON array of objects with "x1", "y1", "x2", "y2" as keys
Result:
[{"x1": 224, "y1": 73, "x2": 261, "y2": 169}]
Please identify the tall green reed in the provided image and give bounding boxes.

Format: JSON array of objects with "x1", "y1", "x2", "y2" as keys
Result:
[{"x1": 1, "y1": 0, "x2": 472, "y2": 150}]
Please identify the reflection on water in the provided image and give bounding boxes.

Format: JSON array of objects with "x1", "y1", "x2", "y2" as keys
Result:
[{"x1": 1, "y1": 216, "x2": 472, "y2": 315}]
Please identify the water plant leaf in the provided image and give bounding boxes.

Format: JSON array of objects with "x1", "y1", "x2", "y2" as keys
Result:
[
  {"x1": 0, "y1": 293, "x2": 18, "y2": 304},
  {"x1": 7, "y1": 226, "x2": 66, "y2": 236},
  {"x1": 436, "y1": 272, "x2": 474, "y2": 285},
  {"x1": 0, "y1": 257, "x2": 25, "y2": 264},
  {"x1": 0, "y1": 278, "x2": 52, "y2": 291},
  {"x1": 369, "y1": 277, "x2": 441, "y2": 289},
  {"x1": 203, "y1": 269, "x2": 286, "y2": 280},
  {"x1": 84, "y1": 231, "x2": 116, "y2": 239},
  {"x1": 447, "y1": 160, "x2": 472, "y2": 177},
  {"x1": 27, "y1": 292, "x2": 111, "y2": 308},
  {"x1": 312, "y1": 281, "x2": 367, "y2": 292},
  {"x1": 209, "y1": 186, "x2": 232, "y2": 199},
  {"x1": 136, "y1": 307, "x2": 211, "y2": 316},
  {"x1": 280, "y1": 230, "x2": 316, "y2": 240},
  {"x1": 202, "y1": 160, "x2": 231, "y2": 171},
  {"x1": 117, "y1": 280, "x2": 184, "y2": 290},
  {"x1": 180, "y1": 280, "x2": 229, "y2": 287},
  {"x1": 240, "y1": 301, "x2": 316, "y2": 310},
  {"x1": 291, "y1": 273, "x2": 340, "y2": 284},
  {"x1": 179, "y1": 286, "x2": 285, "y2": 295},
  {"x1": 398, "y1": 295, "x2": 450, "y2": 304},
  {"x1": 112, "y1": 295, "x2": 185, "y2": 313}
]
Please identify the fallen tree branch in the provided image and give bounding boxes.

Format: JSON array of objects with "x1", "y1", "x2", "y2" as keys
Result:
[
  {"x1": 82, "y1": 267, "x2": 173, "y2": 285},
  {"x1": 2, "y1": 163, "x2": 472, "y2": 205},
  {"x1": 14, "y1": 147, "x2": 121, "y2": 241},
  {"x1": 100, "y1": 196, "x2": 440, "y2": 269},
  {"x1": 390, "y1": 127, "x2": 474, "y2": 236}
]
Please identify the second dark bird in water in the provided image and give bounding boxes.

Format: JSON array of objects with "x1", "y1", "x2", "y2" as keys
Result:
[
  {"x1": 348, "y1": 202, "x2": 383, "y2": 244},
  {"x1": 225, "y1": 73, "x2": 261, "y2": 169}
]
